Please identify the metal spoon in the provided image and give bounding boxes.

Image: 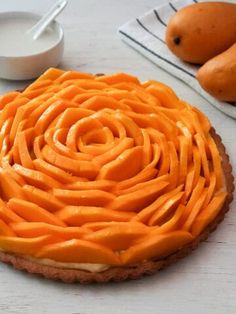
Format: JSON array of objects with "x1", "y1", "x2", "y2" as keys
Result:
[{"x1": 27, "y1": 0, "x2": 68, "y2": 40}]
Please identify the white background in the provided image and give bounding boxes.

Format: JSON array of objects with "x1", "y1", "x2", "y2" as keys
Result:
[{"x1": 0, "y1": 1, "x2": 235, "y2": 313}]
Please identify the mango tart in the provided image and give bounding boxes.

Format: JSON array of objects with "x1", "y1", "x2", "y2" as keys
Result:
[{"x1": 0, "y1": 68, "x2": 233, "y2": 283}]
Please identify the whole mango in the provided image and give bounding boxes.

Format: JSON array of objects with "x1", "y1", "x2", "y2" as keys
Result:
[
  {"x1": 166, "y1": 2, "x2": 236, "y2": 64},
  {"x1": 196, "y1": 43, "x2": 236, "y2": 102}
]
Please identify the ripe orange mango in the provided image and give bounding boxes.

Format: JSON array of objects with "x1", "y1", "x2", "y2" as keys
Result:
[
  {"x1": 166, "y1": 2, "x2": 236, "y2": 64},
  {"x1": 197, "y1": 43, "x2": 236, "y2": 102}
]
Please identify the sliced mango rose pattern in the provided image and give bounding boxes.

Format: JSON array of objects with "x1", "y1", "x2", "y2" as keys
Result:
[{"x1": 0, "y1": 68, "x2": 227, "y2": 266}]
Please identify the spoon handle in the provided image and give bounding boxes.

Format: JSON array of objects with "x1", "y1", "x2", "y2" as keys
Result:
[{"x1": 27, "y1": 0, "x2": 68, "y2": 40}]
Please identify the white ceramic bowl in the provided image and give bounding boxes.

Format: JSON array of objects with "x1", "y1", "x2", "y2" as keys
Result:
[{"x1": 0, "y1": 11, "x2": 64, "y2": 80}]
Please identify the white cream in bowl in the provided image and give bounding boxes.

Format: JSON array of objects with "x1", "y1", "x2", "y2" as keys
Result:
[{"x1": 0, "y1": 12, "x2": 64, "y2": 80}]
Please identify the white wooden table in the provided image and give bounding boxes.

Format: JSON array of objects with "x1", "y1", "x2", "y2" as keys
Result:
[{"x1": 0, "y1": 1, "x2": 235, "y2": 313}]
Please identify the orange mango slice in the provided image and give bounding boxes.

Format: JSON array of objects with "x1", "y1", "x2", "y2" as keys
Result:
[
  {"x1": 148, "y1": 191, "x2": 184, "y2": 226},
  {"x1": 0, "y1": 91, "x2": 20, "y2": 109},
  {"x1": 178, "y1": 135, "x2": 188, "y2": 185},
  {"x1": 133, "y1": 184, "x2": 183, "y2": 223},
  {"x1": 53, "y1": 189, "x2": 114, "y2": 206},
  {"x1": 121, "y1": 231, "x2": 193, "y2": 265},
  {"x1": 36, "y1": 239, "x2": 121, "y2": 265},
  {"x1": 108, "y1": 180, "x2": 169, "y2": 212},
  {"x1": 181, "y1": 176, "x2": 206, "y2": 224},
  {"x1": 65, "y1": 179, "x2": 115, "y2": 191},
  {"x1": 208, "y1": 135, "x2": 223, "y2": 189},
  {"x1": 0, "y1": 169, "x2": 25, "y2": 201},
  {"x1": 33, "y1": 158, "x2": 76, "y2": 184},
  {"x1": 34, "y1": 67, "x2": 65, "y2": 82},
  {"x1": 96, "y1": 72, "x2": 140, "y2": 85},
  {"x1": 0, "y1": 219, "x2": 16, "y2": 236},
  {"x1": 0, "y1": 235, "x2": 59, "y2": 256},
  {"x1": 115, "y1": 174, "x2": 169, "y2": 196},
  {"x1": 191, "y1": 192, "x2": 227, "y2": 236},
  {"x1": 145, "y1": 84, "x2": 180, "y2": 109},
  {"x1": 0, "y1": 205, "x2": 25, "y2": 223},
  {"x1": 34, "y1": 100, "x2": 67, "y2": 135},
  {"x1": 8, "y1": 198, "x2": 65, "y2": 227},
  {"x1": 115, "y1": 167, "x2": 158, "y2": 192},
  {"x1": 0, "y1": 97, "x2": 28, "y2": 129},
  {"x1": 94, "y1": 137, "x2": 134, "y2": 166},
  {"x1": 11, "y1": 222, "x2": 89, "y2": 239},
  {"x1": 13, "y1": 164, "x2": 61, "y2": 190},
  {"x1": 42, "y1": 145, "x2": 99, "y2": 179},
  {"x1": 22, "y1": 185, "x2": 65, "y2": 212},
  {"x1": 81, "y1": 95, "x2": 130, "y2": 111},
  {"x1": 55, "y1": 206, "x2": 135, "y2": 226},
  {"x1": 97, "y1": 146, "x2": 143, "y2": 181},
  {"x1": 202, "y1": 173, "x2": 217, "y2": 210},
  {"x1": 194, "y1": 134, "x2": 210, "y2": 185},
  {"x1": 56, "y1": 107, "x2": 93, "y2": 129},
  {"x1": 153, "y1": 204, "x2": 186, "y2": 234},
  {"x1": 83, "y1": 222, "x2": 149, "y2": 251},
  {"x1": 182, "y1": 189, "x2": 208, "y2": 231},
  {"x1": 54, "y1": 70, "x2": 94, "y2": 83},
  {"x1": 15, "y1": 130, "x2": 34, "y2": 169},
  {"x1": 168, "y1": 141, "x2": 179, "y2": 189}
]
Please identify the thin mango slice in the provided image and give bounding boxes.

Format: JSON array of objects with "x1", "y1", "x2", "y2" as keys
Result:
[
  {"x1": 133, "y1": 185, "x2": 183, "y2": 223},
  {"x1": 35, "y1": 100, "x2": 67, "y2": 135},
  {"x1": 53, "y1": 189, "x2": 115, "y2": 206},
  {"x1": 42, "y1": 145, "x2": 100, "y2": 179},
  {"x1": 36, "y1": 239, "x2": 121, "y2": 265},
  {"x1": 152, "y1": 204, "x2": 186, "y2": 234},
  {"x1": 0, "y1": 219, "x2": 16, "y2": 236},
  {"x1": 0, "y1": 205, "x2": 25, "y2": 223},
  {"x1": 94, "y1": 137, "x2": 134, "y2": 166},
  {"x1": 83, "y1": 222, "x2": 149, "y2": 251},
  {"x1": 108, "y1": 181, "x2": 169, "y2": 212},
  {"x1": 8, "y1": 198, "x2": 65, "y2": 227},
  {"x1": 181, "y1": 176, "x2": 206, "y2": 224},
  {"x1": 55, "y1": 206, "x2": 135, "y2": 226},
  {"x1": 13, "y1": 164, "x2": 61, "y2": 190},
  {"x1": 96, "y1": 72, "x2": 140, "y2": 85},
  {"x1": 194, "y1": 134, "x2": 210, "y2": 184},
  {"x1": 208, "y1": 135, "x2": 223, "y2": 189},
  {"x1": 11, "y1": 222, "x2": 89, "y2": 239},
  {"x1": 115, "y1": 174, "x2": 169, "y2": 196},
  {"x1": 65, "y1": 179, "x2": 115, "y2": 191},
  {"x1": 0, "y1": 169, "x2": 25, "y2": 201},
  {"x1": 33, "y1": 158, "x2": 76, "y2": 184},
  {"x1": 168, "y1": 141, "x2": 179, "y2": 189},
  {"x1": 191, "y1": 192, "x2": 227, "y2": 237},
  {"x1": 121, "y1": 231, "x2": 193, "y2": 265},
  {"x1": 16, "y1": 130, "x2": 34, "y2": 169},
  {"x1": 82, "y1": 221, "x2": 148, "y2": 231},
  {"x1": 97, "y1": 146, "x2": 143, "y2": 181},
  {"x1": 0, "y1": 91, "x2": 20, "y2": 109},
  {"x1": 23, "y1": 185, "x2": 65, "y2": 212},
  {"x1": 148, "y1": 191, "x2": 184, "y2": 226},
  {"x1": 0, "y1": 235, "x2": 60, "y2": 255},
  {"x1": 178, "y1": 136, "x2": 188, "y2": 185},
  {"x1": 182, "y1": 189, "x2": 208, "y2": 231}
]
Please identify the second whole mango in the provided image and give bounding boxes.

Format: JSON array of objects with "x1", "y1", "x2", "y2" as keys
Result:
[{"x1": 197, "y1": 43, "x2": 236, "y2": 102}]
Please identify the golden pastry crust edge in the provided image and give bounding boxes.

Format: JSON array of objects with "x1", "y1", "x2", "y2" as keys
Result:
[{"x1": 0, "y1": 128, "x2": 234, "y2": 283}]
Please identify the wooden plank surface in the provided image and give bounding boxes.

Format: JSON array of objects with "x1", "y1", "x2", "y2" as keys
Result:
[{"x1": 0, "y1": 1, "x2": 235, "y2": 313}]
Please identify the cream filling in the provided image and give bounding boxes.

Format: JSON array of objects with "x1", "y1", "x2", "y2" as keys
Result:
[
  {"x1": 27, "y1": 256, "x2": 111, "y2": 272},
  {"x1": 0, "y1": 248, "x2": 110, "y2": 272}
]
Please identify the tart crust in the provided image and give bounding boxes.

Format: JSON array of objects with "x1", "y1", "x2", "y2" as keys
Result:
[{"x1": 0, "y1": 128, "x2": 234, "y2": 283}]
